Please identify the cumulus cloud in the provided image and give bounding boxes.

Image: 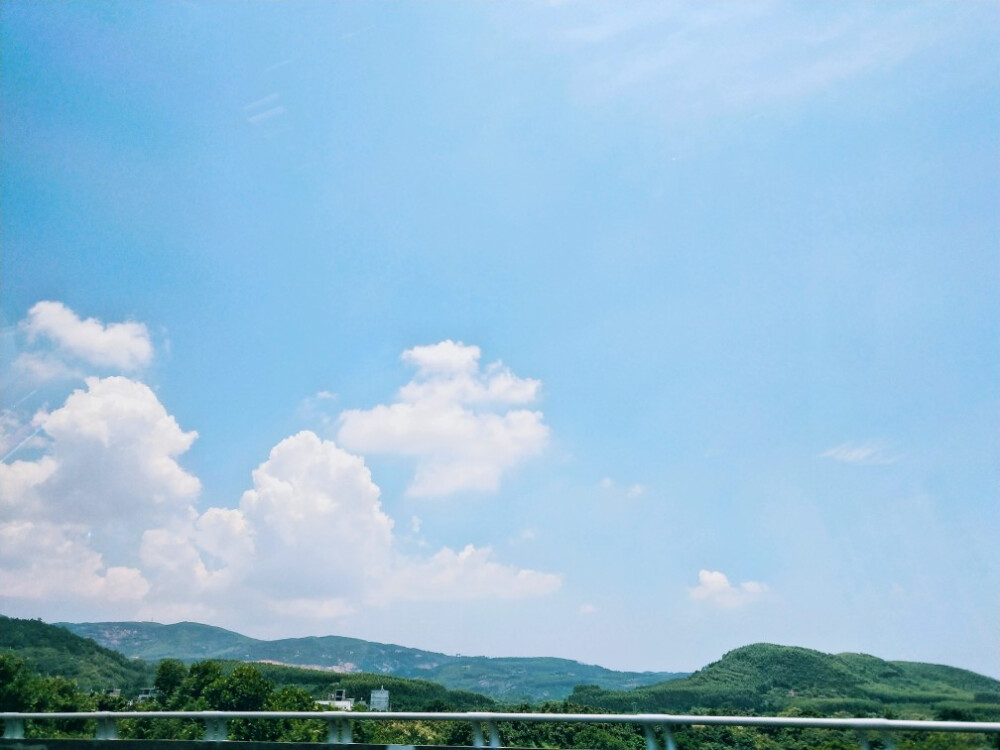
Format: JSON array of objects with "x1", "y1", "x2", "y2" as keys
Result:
[
  {"x1": 338, "y1": 341, "x2": 549, "y2": 497},
  {"x1": 0, "y1": 520, "x2": 149, "y2": 601},
  {"x1": 21, "y1": 301, "x2": 153, "y2": 372},
  {"x1": 689, "y1": 569, "x2": 768, "y2": 608},
  {"x1": 0, "y1": 320, "x2": 560, "y2": 622},
  {"x1": 0, "y1": 375, "x2": 202, "y2": 607},
  {"x1": 233, "y1": 431, "x2": 395, "y2": 600},
  {"x1": 3, "y1": 376, "x2": 201, "y2": 529},
  {"x1": 228, "y1": 431, "x2": 559, "y2": 609},
  {"x1": 820, "y1": 440, "x2": 897, "y2": 465}
]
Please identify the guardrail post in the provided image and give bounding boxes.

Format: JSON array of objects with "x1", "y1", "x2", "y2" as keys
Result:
[
  {"x1": 486, "y1": 720, "x2": 501, "y2": 748},
  {"x1": 881, "y1": 734, "x2": 896, "y2": 750},
  {"x1": 3, "y1": 719, "x2": 25, "y2": 740},
  {"x1": 661, "y1": 725, "x2": 677, "y2": 750},
  {"x1": 644, "y1": 724, "x2": 658, "y2": 750},
  {"x1": 202, "y1": 718, "x2": 228, "y2": 742},
  {"x1": 326, "y1": 718, "x2": 352, "y2": 744},
  {"x1": 858, "y1": 733, "x2": 871, "y2": 750},
  {"x1": 642, "y1": 725, "x2": 675, "y2": 750},
  {"x1": 96, "y1": 717, "x2": 119, "y2": 740},
  {"x1": 471, "y1": 721, "x2": 484, "y2": 748}
]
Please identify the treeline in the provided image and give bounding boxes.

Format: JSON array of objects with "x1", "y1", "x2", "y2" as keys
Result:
[{"x1": 2, "y1": 654, "x2": 998, "y2": 749}]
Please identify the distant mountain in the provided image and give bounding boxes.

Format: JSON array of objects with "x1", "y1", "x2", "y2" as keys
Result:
[
  {"x1": 59, "y1": 620, "x2": 685, "y2": 702},
  {"x1": 569, "y1": 643, "x2": 1000, "y2": 720},
  {"x1": 0, "y1": 615, "x2": 153, "y2": 692}
]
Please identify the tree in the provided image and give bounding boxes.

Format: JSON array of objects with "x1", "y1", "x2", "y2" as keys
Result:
[
  {"x1": 175, "y1": 660, "x2": 224, "y2": 708},
  {"x1": 203, "y1": 664, "x2": 275, "y2": 741},
  {"x1": 154, "y1": 659, "x2": 187, "y2": 700},
  {"x1": 268, "y1": 686, "x2": 325, "y2": 742},
  {"x1": 0, "y1": 653, "x2": 37, "y2": 711}
]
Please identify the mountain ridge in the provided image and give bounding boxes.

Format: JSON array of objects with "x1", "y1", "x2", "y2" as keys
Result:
[{"x1": 57, "y1": 620, "x2": 684, "y2": 702}]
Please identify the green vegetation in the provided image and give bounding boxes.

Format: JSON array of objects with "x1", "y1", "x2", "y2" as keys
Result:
[
  {"x1": 60, "y1": 620, "x2": 684, "y2": 701},
  {"x1": 249, "y1": 662, "x2": 498, "y2": 711},
  {"x1": 0, "y1": 615, "x2": 152, "y2": 693},
  {"x1": 568, "y1": 644, "x2": 1000, "y2": 721},
  {"x1": 3, "y1": 617, "x2": 999, "y2": 748}
]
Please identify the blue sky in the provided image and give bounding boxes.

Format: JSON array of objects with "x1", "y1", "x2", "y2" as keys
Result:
[{"x1": 1, "y1": 1, "x2": 998, "y2": 678}]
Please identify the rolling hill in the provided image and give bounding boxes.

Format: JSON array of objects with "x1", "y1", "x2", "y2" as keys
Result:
[
  {"x1": 568, "y1": 643, "x2": 1000, "y2": 720},
  {"x1": 59, "y1": 620, "x2": 685, "y2": 702},
  {"x1": 0, "y1": 615, "x2": 153, "y2": 693},
  {"x1": 6, "y1": 617, "x2": 1000, "y2": 722}
]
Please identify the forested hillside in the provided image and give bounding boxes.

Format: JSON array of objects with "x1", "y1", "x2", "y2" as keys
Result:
[
  {"x1": 0, "y1": 616, "x2": 152, "y2": 692},
  {"x1": 60, "y1": 620, "x2": 684, "y2": 701},
  {"x1": 569, "y1": 644, "x2": 1000, "y2": 721},
  {"x1": 4, "y1": 618, "x2": 1000, "y2": 748}
]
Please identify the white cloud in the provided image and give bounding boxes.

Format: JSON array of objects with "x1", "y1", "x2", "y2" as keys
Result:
[
  {"x1": 0, "y1": 520, "x2": 149, "y2": 601},
  {"x1": 338, "y1": 341, "x2": 549, "y2": 497},
  {"x1": 137, "y1": 430, "x2": 560, "y2": 617},
  {"x1": 689, "y1": 569, "x2": 768, "y2": 608},
  {"x1": 265, "y1": 597, "x2": 357, "y2": 621},
  {"x1": 579, "y1": 603, "x2": 597, "y2": 615},
  {"x1": 235, "y1": 431, "x2": 395, "y2": 599},
  {"x1": 820, "y1": 440, "x2": 896, "y2": 465},
  {"x1": 0, "y1": 326, "x2": 560, "y2": 621},
  {"x1": 231, "y1": 431, "x2": 560, "y2": 609},
  {"x1": 0, "y1": 375, "x2": 202, "y2": 607},
  {"x1": 16, "y1": 377, "x2": 200, "y2": 528},
  {"x1": 22, "y1": 301, "x2": 153, "y2": 371},
  {"x1": 379, "y1": 544, "x2": 562, "y2": 604},
  {"x1": 10, "y1": 351, "x2": 83, "y2": 383}
]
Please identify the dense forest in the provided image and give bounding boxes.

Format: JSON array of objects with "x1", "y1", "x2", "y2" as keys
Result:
[{"x1": 2, "y1": 616, "x2": 999, "y2": 749}]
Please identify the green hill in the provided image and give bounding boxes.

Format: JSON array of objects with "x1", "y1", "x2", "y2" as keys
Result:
[
  {"x1": 0, "y1": 615, "x2": 497, "y2": 710},
  {"x1": 569, "y1": 643, "x2": 1000, "y2": 720},
  {"x1": 0, "y1": 615, "x2": 153, "y2": 693},
  {"x1": 60, "y1": 620, "x2": 684, "y2": 702}
]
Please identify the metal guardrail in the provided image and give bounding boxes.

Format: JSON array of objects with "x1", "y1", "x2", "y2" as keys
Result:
[{"x1": 2, "y1": 711, "x2": 999, "y2": 749}]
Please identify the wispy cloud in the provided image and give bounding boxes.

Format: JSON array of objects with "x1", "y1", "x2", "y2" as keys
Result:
[
  {"x1": 243, "y1": 93, "x2": 287, "y2": 130},
  {"x1": 820, "y1": 440, "x2": 897, "y2": 466},
  {"x1": 598, "y1": 477, "x2": 645, "y2": 498},
  {"x1": 247, "y1": 106, "x2": 286, "y2": 125},
  {"x1": 506, "y1": 1, "x2": 959, "y2": 119}
]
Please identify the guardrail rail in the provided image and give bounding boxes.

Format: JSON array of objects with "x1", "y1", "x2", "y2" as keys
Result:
[{"x1": 2, "y1": 711, "x2": 999, "y2": 749}]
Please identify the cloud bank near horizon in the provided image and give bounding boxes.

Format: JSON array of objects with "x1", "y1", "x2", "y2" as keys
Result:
[{"x1": 0, "y1": 302, "x2": 561, "y2": 627}]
